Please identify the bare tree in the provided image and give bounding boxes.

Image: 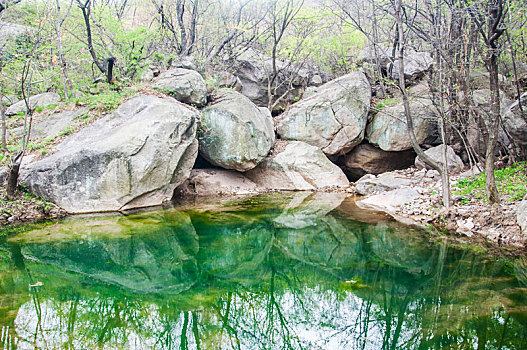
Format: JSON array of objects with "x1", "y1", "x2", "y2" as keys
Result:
[
  {"x1": 77, "y1": 0, "x2": 105, "y2": 74},
  {"x1": 392, "y1": 0, "x2": 451, "y2": 208},
  {"x1": 152, "y1": 0, "x2": 200, "y2": 56},
  {"x1": 265, "y1": 0, "x2": 305, "y2": 111},
  {"x1": 465, "y1": 0, "x2": 507, "y2": 204},
  {"x1": 52, "y1": 0, "x2": 74, "y2": 98}
]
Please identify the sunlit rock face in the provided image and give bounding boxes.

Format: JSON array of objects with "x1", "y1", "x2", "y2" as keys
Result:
[
  {"x1": 276, "y1": 72, "x2": 371, "y2": 156},
  {"x1": 153, "y1": 67, "x2": 208, "y2": 107},
  {"x1": 199, "y1": 90, "x2": 275, "y2": 172},
  {"x1": 245, "y1": 141, "x2": 350, "y2": 190},
  {"x1": 21, "y1": 95, "x2": 199, "y2": 213}
]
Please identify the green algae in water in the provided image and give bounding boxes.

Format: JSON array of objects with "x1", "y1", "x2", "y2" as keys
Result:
[{"x1": 0, "y1": 192, "x2": 526, "y2": 349}]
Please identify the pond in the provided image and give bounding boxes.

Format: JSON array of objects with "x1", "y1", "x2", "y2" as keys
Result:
[{"x1": 0, "y1": 192, "x2": 526, "y2": 349}]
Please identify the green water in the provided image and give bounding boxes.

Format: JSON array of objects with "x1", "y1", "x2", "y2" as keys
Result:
[{"x1": 0, "y1": 192, "x2": 526, "y2": 349}]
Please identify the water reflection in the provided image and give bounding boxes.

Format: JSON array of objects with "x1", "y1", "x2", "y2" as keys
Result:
[{"x1": 1, "y1": 193, "x2": 526, "y2": 349}]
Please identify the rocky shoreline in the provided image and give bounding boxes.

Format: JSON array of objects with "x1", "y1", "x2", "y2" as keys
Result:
[
  {"x1": 2, "y1": 165, "x2": 526, "y2": 255},
  {"x1": 355, "y1": 167, "x2": 527, "y2": 252}
]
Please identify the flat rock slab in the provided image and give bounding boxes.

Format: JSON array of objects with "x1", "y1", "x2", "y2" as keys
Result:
[
  {"x1": 355, "y1": 173, "x2": 419, "y2": 195},
  {"x1": 245, "y1": 141, "x2": 350, "y2": 191},
  {"x1": 175, "y1": 169, "x2": 259, "y2": 197},
  {"x1": 357, "y1": 187, "x2": 421, "y2": 213}
]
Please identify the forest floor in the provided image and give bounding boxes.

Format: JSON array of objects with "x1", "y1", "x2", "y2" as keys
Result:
[{"x1": 0, "y1": 186, "x2": 66, "y2": 227}]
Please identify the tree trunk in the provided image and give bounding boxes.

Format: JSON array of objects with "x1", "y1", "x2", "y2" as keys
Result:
[
  {"x1": 486, "y1": 51, "x2": 501, "y2": 203},
  {"x1": 484, "y1": 0, "x2": 505, "y2": 204},
  {"x1": 78, "y1": 0, "x2": 105, "y2": 74},
  {"x1": 1, "y1": 102, "x2": 6, "y2": 153},
  {"x1": 6, "y1": 161, "x2": 20, "y2": 200}
]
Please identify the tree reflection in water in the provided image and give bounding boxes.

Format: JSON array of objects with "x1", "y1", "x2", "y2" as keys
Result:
[{"x1": 0, "y1": 193, "x2": 526, "y2": 349}]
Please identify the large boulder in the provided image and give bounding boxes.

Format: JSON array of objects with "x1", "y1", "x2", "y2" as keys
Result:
[
  {"x1": 415, "y1": 145, "x2": 464, "y2": 173},
  {"x1": 20, "y1": 95, "x2": 199, "y2": 213},
  {"x1": 5, "y1": 92, "x2": 60, "y2": 116},
  {"x1": 276, "y1": 72, "x2": 371, "y2": 156},
  {"x1": 153, "y1": 68, "x2": 207, "y2": 107},
  {"x1": 390, "y1": 51, "x2": 433, "y2": 81},
  {"x1": 467, "y1": 89, "x2": 510, "y2": 156},
  {"x1": 340, "y1": 142, "x2": 416, "y2": 180},
  {"x1": 502, "y1": 92, "x2": 527, "y2": 153},
  {"x1": 358, "y1": 45, "x2": 393, "y2": 67},
  {"x1": 245, "y1": 141, "x2": 350, "y2": 190},
  {"x1": 232, "y1": 49, "x2": 311, "y2": 111},
  {"x1": 366, "y1": 97, "x2": 436, "y2": 151},
  {"x1": 199, "y1": 90, "x2": 275, "y2": 171}
]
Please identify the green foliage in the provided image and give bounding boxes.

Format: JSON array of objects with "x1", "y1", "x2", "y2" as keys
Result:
[
  {"x1": 78, "y1": 88, "x2": 134, "y2": 113},
  {"x1": 375, "y1": 98, "x2": 398, "y2": 110},
  {"x1": 455, "y1": 162, "x2": 527, "y2": 203}
]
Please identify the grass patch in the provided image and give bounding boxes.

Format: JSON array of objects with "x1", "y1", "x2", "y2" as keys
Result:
[
  {"x1": 454, "y1": 162, "x2": 527, "y2": 203},
  {"x1": 375, "y1": 98, "x2": 398, "y2": 110},
  {"x1": 73, "y1": 87, "x2": 134, "y2": 113}
]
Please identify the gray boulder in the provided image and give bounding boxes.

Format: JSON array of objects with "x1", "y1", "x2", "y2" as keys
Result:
[
  {"x1": 1, "y1": 94, "x2": 18, "y2": 106},
  {"x1": 358, "y1": 45, "x2": 393, "y2": 67},
  {"x1": 467, "y1": 89, "x2": 510, "y2": 156},
  {"x1": 153, "y1": 68, "x2": 207, "y2": 107},
  {"x1": 277, "y1": 72, "x2": 371, "y2": 156},
  {"x1": 518, "y1": 195, "x2": 527, "y2": 235},
  {"x1": 390, "y1": 52, "x2": 433, "y2": 81},
  {"x1": 233, "y1": 49, "x2": 309, "y2": 110},
  {"x1": 199, "y1": 90, "x2": 275, "y2": 172},
  {"x1": 245, "y1": 141, "x2": 350, "y2": 190},
  {"x1": 415, "y1": 145, "x2": 464, "y2": 173},
  {"x1": 21, "y1": 95, "x2": 199, "y2": 213},
  {"x1": 6, "y1": 92, "x2": 60, "y2": 116},
  {"x1": 355, "y1": 172, "x2": 418, "y2": 196},
  {"x1": 502, "y1": 92, "x2": 527, "y2": 152},
  {"x1": 366, "y1": 97, "x2": 436, "y2": 151},
  {"x1": 175, "y1": 169, "x2": 259, "y2": 197},
  {"x1": 340, "y1": 142, "x2": 416, "y2": 180},
  {"x1": 171, "y1": 55, "x2": 198, "y2": 70}
]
